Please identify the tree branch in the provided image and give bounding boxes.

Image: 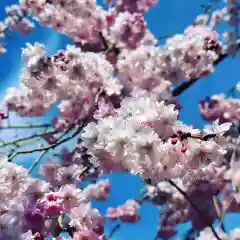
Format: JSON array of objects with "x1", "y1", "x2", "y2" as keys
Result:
[
  {"x1": 0, "y1": 123, "x2": 51, "y2": 129},
  {"x1": 0, "y1": 129, "x2": 57, "y2": 148},
  {"x1": 168, "y1": 180, "x2": 222, "y2": 240},
  {"x1": 8, "y1": 125, "x2": 82, "y2": 162},
  {"x1": 172, "y1": 40, "x2": 240, "y2": 97},
  {"x1": 28, "y1": 150, "x2": 49, "y2": 173},
  {"x1": 107, "y1": 223, "x2": 121, "y2": 240}
]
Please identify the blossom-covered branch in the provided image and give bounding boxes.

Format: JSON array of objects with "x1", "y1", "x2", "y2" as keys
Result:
[
  {"x1": 172, "y1": 39, "x2": 240, "y2": 96},
  {"x1": 0, "y1": 0, "x2": 239, "y2": 240}
]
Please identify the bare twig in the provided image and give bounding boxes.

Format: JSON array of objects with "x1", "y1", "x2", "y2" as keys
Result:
[
  {"x1": 213, "y1": 196, "x2": 226, "y2": 232},
  {"x1": 0, "y1": 129, "x2": 57, "y2": 148},
  {"x1": 28, "y1": 150, "x2": 49, "y2": 173},
  {"x1": 0, "y1": 123, "x2": 51, "y2": 129},
  {"x1": 107, "y1": 223, "x2": 121, "y2": 240},
  {"x1": 8, "y1": 125, "x2": 82, "y2": 162},
  {"x1": 230, "y1": 136, "x2": 240, "y2": 166}
]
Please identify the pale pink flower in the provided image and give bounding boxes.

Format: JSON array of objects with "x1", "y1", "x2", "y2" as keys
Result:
[
  {"x1": 72, "y1": 230, "x2": 99, "y2": 240},
  {"x1": 107, "y1": 200, "x2": 140, "y2": 223},
  {"x1": 84, "y1": 179, "x2": 110, "y2": 200},
  {"x1": 57, "y1": 184, "x2": 85, "y2": 211},
  {"x1": 39, "y1": 157, "x2": 61, "y2": 184}
]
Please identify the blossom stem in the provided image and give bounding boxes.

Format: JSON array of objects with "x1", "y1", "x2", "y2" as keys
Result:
[
  {"x1": 168, "y1": 179, "x2": 222, "y2": 240},
  {"x1": 135, "y1": 194, "x2": 149, "y2": 204}
]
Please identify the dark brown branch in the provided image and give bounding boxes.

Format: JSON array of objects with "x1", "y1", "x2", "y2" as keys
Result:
[
  {"x1": 168, "y1": 180, "x2": 222, "y2": 240},
  {"x1": 172, "y1": 40, "x2": 240, "y2": 97}
]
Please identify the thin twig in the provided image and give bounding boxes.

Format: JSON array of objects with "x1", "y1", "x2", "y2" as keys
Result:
[
  {"x1": 28, "y1": 150, "x2": 49, "y2": 173},
  {"x1": 230, "y1": 136, "x2": 240, "y2": 166},
  {"x1": 0, "y1": 129, "x2": 58, "y2": 148},
  {"x1": 0, "y1": 123, "x2": 51, "y2": 129},
  {"x1": 8, "y1": 125, "x2": 82, "y2": 162},
  {"x1": 107, "y1": 223, "x2": 121, "y2": 240},
  {"x1": 213, "y1": 196, "x2": 226, "y2": 232},
  {"x1": 154, "y1": 206, "x2": 169, "y2": 240},
  {"x1": 6, "y1": 109, "x2": 10, "y2": 127}
]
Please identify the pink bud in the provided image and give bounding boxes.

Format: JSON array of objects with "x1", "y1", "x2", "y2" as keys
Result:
[
  {"x1": 79, "y1": 32, "x2": 87, "y2": 40},
  {"x1": 83, "y1": 97, "x2": 89, "y2": 104},
  {"x1": 119, "y1": 213, "x2": 139, "y2": 223},
  {"x1": 2, "y1": 113, "x2": 8, "y2": 119},
  {"x1": 176, "y1": 130, "x2": 183, "y2": 134},
  {"x1": 171, "y1": 138, "x2": 178, "y2": 144},
  {"x1": 34, "y1": 232, "x2": 41, "y2": 240},
  {"x1": 140, "y1": 121, "x2": 153, "y2": 127},
  {"x1": 58, "y1": 50, "x2": 65, "y2": 57},
  {"x1": 106, "y1": 14, "x2": 114, "y2": 25},
  {"x1": 181, "y1": 145, "x2": 188, "y2": 153},
  {"x1": 44, "y1": 201, "x2": 61, "y2": 216},
  {"x1": 47, "y1": 193, "x2": 57, "y2": 201}
]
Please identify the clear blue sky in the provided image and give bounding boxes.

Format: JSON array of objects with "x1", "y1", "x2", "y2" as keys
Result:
[{"x1": 0, "y1": 0, "x2": 239, "y2": 239}]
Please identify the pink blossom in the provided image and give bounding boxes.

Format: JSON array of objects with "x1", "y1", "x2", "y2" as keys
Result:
[
  {"x1": 57, "y1": 184, "x2": 84, "y2": 212},
  {"x1": 199, "y1": 94, "x2": 240, "y2": 124},
  {"x1": 107, "y1": 12, "x2": 146, "y2": 49},
  {"x1": 115, "y1": 0, "x2": 158, "y2": 13},
  {"x1": 84, "y1": 179, "x2": 110, "y2": 200},
  {"x1": 71, "y1": 230, "x2": 99, "y2": 240},
  {"x1": 107, "y1": 200, "x2": 140, "y2": 223},
  {"x1": 43, "y1": 201, "x2": 61, "y2": 216},
  {"x1": 39, "y1": 157, "x2": 61, "y2": 184},
  {"x1": 106, "y1": 207, "x2": 119, "y2": 220}
]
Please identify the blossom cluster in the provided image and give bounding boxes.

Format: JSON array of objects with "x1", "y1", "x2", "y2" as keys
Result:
[
  {"x1": 19, "y1": 0, "x2": 107, "y2": 45},
  {"x1": 4, "y1": 42, "x2": 123, "y2": 129},
  {"x1": 3, "y1": 19, "x2": 222, "y2": 127},
  {"x1": 0, "y1": 149, "x2": 114, "y2": 239},
  {"x1": 0, "y1": 139, "x2": 146, "y2": 240},
  {"x1": 105, "y1": 11, "x2": 151, "y2": 49},
  {"x1": 114, "y1": 0, "x2": 158, "y2": 13},
  {"x1": 199, "y1": 93, "x2": 240, "y2": 124},
  {"x1": 81, "y1": 90, "x2": 232, "y2": 185},
  {"x1": 146, "y1": 175, "x2": 227, "y2": 237},
  {"x1": 222, "y1": 0, "x2": 240, "y2": 53},
  {"x1": 116, "y1": 24, "x2": 220, "y2": 97},
  {"x1": 0, "y1": 0, "x2": 239, "y2": 239}
]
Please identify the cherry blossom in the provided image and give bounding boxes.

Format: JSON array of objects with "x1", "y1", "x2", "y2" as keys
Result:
[{"x1": 0, "y1": 0, "x2": 239, "y2": 239}]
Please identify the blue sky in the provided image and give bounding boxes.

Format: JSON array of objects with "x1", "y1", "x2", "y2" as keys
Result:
[{"x1": 0, "y1": 0, "x2": 239, "y2": 239}]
